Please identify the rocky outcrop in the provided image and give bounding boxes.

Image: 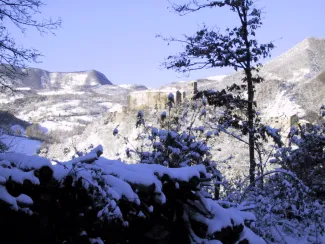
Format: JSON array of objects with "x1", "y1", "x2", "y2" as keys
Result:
[
  {"x1": 127, "y1": 82, "x2": 197, "y2": 110},
  {"x1": 127, "y1": 89, "x2": 180, "y2": 110}
]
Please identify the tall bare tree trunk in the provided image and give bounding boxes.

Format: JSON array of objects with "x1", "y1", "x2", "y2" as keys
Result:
[
  {"x1": 241, "y1": 2, "x2": 256, "y2": 185},
  {"x1": 246, "y1": 69, "x2": 256, "y2": 185}
]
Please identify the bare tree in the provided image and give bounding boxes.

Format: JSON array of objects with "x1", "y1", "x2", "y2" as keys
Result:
[
  {"x1": 0, "y1": 0, "x2": 61, "y2": 91},
  {"x1": 160, "y1": 0, "x2": 274, "y2": 184}
]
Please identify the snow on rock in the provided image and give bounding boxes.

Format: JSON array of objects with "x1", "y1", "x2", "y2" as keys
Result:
[
  {"x1": 0, "y1": 152, "x2": 52, "y2": 171},
  {"x1": 0, "y1": 185, "x2": 18, "y2": 210},
  {"x1": 238, "y1": 226, "x2": 266, "y2": 243},
  {"x1": 262, "y1": 91, "x2": 304, "y2": 118},
  {"x1": 16, "y1": 194, "x2": 33, "y2": 206}
]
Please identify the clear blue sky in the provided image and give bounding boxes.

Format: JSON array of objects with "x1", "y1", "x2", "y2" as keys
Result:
[{"x1": 12, "y1": 0, "x2": 325, "y2": 88}]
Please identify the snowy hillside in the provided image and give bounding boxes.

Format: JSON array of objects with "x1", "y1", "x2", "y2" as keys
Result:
[
  {"x1": 1, "y1": 38, "x2": 325, "y2": 243},
  {"x1": 0, "y1": 68, "x2": 147, "y2": 133},
  {"x1": 255, "y1": 37, "x2": 325, "y2": 121},
  {"x1": 185, "y1": 37, "x2": 325, "y2": 123},
  {"x1": 38, "y1": 38, "x2": 325, "y2": 172},
  {"x1": 2, "y1": 37, "x2": 325, "y2": 161}
]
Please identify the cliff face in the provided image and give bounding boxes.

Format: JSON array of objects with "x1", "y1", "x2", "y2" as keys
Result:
[
  {"x1": 128, "y1": 90, "x2": 172, "y2": 110},
  {"x1": 128, "y1": 89, "x2": 184, "y2": 110}
]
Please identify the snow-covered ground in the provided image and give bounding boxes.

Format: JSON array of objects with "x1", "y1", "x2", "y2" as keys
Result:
[
  {"x1": 207, "y1": 75, "x2": 228, "y2": 81},
  {"x1": 0, "y1": 93, "x2": 25, "y2": 104},
  {"x1": 262, "y1": 91, "x2": 305, "y2": 118},
  {"x1": 16, "y1": 87, "x2": 31, "y2": 91},
  {"x1": 39, "y1": 120, "x2": 82, "y2": 132},
  {"x1": 1, "y1": 134, "x2": 41, "y2": 155},
  {"x1": 37, "y1": 90, "x2": 85, "y2": 96}
]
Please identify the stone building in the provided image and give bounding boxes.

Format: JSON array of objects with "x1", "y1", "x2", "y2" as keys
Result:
[
  {"x1": 127, "y1": 81, "x2": 198, "y2": 110},
  {"x1": 191, "y1": 81, "x2": 198, "y2": 95},
  {"x1": 127, "y1": 89, "x2": 181, "y2": 110},
  {"x1": 265, "y1": 114, "x2": 299, "y2": 132}
]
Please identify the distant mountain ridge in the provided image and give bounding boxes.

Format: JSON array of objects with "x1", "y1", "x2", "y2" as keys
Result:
[
  {"x1": 5, "y1": 68, "x2": 113, "y2": 90},
  {"x1": 261, "y1": 37, "x2": 325, "y2": 81}
]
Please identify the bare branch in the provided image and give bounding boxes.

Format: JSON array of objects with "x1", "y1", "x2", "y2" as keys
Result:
[{"x1": 0, "y1": 0, "x2": 61, "y2": 91}]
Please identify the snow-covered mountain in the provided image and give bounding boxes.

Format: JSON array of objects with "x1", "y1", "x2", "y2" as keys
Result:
[
  {"x1": 255, "y1": 37, "x2": 325, "y2": 121},
  {"x1": 6, "y1": 68, "x2": 112, "y2": 90},
  {"x1": 180, "y1": 37, "x2": 325, "y2": 122},
  {"x1": 0, "y1": 68, "x2": 147, "y2": 134}
]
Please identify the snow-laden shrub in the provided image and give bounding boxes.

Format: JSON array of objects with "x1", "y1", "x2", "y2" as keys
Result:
[
  {"x1": 115, "y1": 95, "x2": 223, "y2": 199},
  {"x1": 220, "y1": 168, "x2": 325, "y2": 244},
  {"x1": 0, "y1": 141, "x2": 8, "y2": 153},
  {"x1": 273, "y1": 122, "x2": 325, "y2": 198},
  {"x1": 25, "y1": 123, "x2": 49, "y2": 142},
  {"x1": 215, "y1": 119, "x2": 325, "y2": 243},
  {"x1": 0, "y1": 146, "x2": 264, "y2": 243}
]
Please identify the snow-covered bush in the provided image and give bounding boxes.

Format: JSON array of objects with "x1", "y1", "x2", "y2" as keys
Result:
[
  {"x1": 240, "y1": 114, "x2": 325, "y2": 243},
  {"x1": 0, "y1": 141, "x2": 8, "y2": 152},
  {"x1": 273, "y1": 122, "x2": 325, "y2": 198},
  {"x1": 0, "y1": 146, "x2": 264, "y2": 243},
  {"x1": 115, "y1": 95, "x2": 223, "y2": 199},
  {"x1": 233, "y1": 169, "x2": 325, "y2": 243},
  {"x1": 25, "y1": 123, "x2": 49, "y2": 142},
  {"x1": 216, "y1": 112, "x2": 325, "y2": 243},
  {"x1": 219, "y1": 160, "x2": 325, "y2": 243}
]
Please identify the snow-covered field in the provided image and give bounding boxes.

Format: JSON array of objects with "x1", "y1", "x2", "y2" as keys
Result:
[
  {"x1": 37, "y1": 90, "x2": 85, "y2": 96},
  {"x1": 39, "y1": 120, "x2": 82, "y2": 132},
  {"x1": 207, "y1": 75, "x2": 228, "y2": 81},
  {"x1": 1, "y1": 134, "x2": 41, "y2": 155}
]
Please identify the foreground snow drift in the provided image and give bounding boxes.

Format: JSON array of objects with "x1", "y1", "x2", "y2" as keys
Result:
[{"x1": 0, "y1": 145, "x2": 263, "y2": 243}]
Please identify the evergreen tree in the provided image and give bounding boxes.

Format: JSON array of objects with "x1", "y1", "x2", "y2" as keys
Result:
[{"x1": 161, "y1": 0, "x2": 274, "y2": 184}]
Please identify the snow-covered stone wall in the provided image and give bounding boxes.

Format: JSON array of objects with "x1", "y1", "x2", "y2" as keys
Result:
[
  {"x1": 127, "y1": 89, "x2": 181, "y2": 110},
  {"x1": 127, "y1": 81, "x2": 197, "y2": 110}
]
